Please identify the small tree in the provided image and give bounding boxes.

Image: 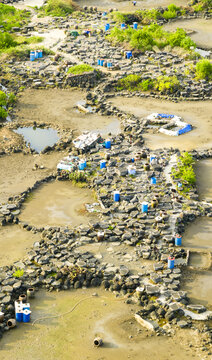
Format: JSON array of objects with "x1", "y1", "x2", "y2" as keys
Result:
[{"x1": 196, "y1": 59, "x2": 212, "y2": 80}]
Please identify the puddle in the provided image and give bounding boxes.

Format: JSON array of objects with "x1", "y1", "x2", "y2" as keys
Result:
[
  {"x1": 16, "y1": 89, "x2": 120, "y2": 136},
  {"x1": 14, "y1": 127, "x2": 59, "y2": 153},
  {"x1": 19, "y1": 180, "x2": 98, "y2": 227},
  {"x1": 183, "y1": 271, "x2": 212, "y2": 308},
  {"x1": 183, "y1": 217, "x2": 212, "y2": 250},
  {"x1": 111, "y1": 97, "x2": 212, "y2": 151},
  {"x1": 0, "y1": 288, "x2": 199, "y2": 360},
  {"x1": 164, "y1": 18, "x2": 212, "y2": 50},
  {"x1": 195, "y1": 159, "x2": 212, "y2": 201},
  {"x1": 77, "y1": 0, "x2": 185, "y2": 11},
  {"x1": 0, "y1": 225, "x2": 41, "y2": 267},
  {"x1": 188, "y1": 252, "x2": 210, "y2": 269}
]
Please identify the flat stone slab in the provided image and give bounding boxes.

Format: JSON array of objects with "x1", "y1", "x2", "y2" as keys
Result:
[{"x1": 135, "y1": 313, "x2": 159, "y2": 332}]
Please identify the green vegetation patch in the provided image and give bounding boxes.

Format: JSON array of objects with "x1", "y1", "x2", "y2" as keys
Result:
[
  {"x1": 107, "y1": 24, "x2": 196, "y2": 52},
  {"x1": 195, "y1": 59, "x2": 212, "y2": 81},
  {"x1": 38, "y1": 0, "x2": 77, "y2": 17},
  {"x1": 13, "y1": 268, "x2": 24, "y2": 278},
  {"x1": 67, "y1": 64, "x2": 94, "y2": 75},
  {"x1": 172, "y1": 152, "x2": 196, "y2": 189},
  {"x1": 117, "y1": 74, "x2": 180, "y2": 94},
  {"x1": 0, "y1": 4, "x2": 30, "y2": 31},
  {"x1": 0, "y1": 90, "x2": 16, "y2": 120}
]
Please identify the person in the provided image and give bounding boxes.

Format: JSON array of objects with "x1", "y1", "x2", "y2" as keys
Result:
[{"x1": 133, "y1": 1, "x2": 137, "y2": 6}]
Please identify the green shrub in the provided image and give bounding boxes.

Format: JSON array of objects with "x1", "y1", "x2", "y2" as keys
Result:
[
  {"x1": 0, "y1": 91, "x2": 7, "y2": 106},
  {"x1": 0, "y1": 4, "x2": 30, "y2": 31},
  {"x1": 39, "y1": 0, "x2": 76, "y2": 16},
  {"x1": 69, "y1": 171, "x2": 87, "y2": 183},
  {"x1": 195, "y1": 59, "x2": 212, "y2": 80},
  {"x1": 0, "y1": 32, "x2": 17, "y2": 50},
  {"x1": 172, "y1": 152, "x2": 196, "y2": 186},
  {"x1": 13, "y1": 268, "x2": 24, "y2": 278},
  {"x1": 67, "y1": 64, "x2": 94, "y2": 74},
  {"x1": 0, "y1": 107, "x2": 8, "y2": 119},
  {"x1": 154, "y1": 75, "x2": 180, "y2": 93}
]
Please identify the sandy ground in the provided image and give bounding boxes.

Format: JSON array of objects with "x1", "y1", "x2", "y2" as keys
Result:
[
  {"x1": 0, "y1": 152, "x2": 64, "y2": 204},
  {"x1": 111, "y1": 97, "x2": 212, "y2": 151},
  {"x1": 19, "y1": 180, "x2": 98, "y2": 227},
  {"x1": 15, "y1": 89, "x2": 120, "y2": 135},
  {"x1": 0, "y1": 225, "x2": 41, "y2": 267},
  {"x1": 0, "y1": 288, "x2": 203, "y2": 360},
  {"x1": 183, "y1": 217, "x2": 212, "y2": 251},
  {"x1": 183, "y1": 270, "x2": 212, "y2": 308},
  {"x1": 164, "y1": 18, "x2": 212, "y2": 50}
]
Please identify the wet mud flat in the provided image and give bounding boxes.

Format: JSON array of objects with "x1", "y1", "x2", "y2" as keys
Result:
[
  {"x1": 0, "y1": 152, "x2": 63, "y2": 204},
  {"x1": 19, "y1": 180, "x2": 98, "y2": 227},
  {"x1": 195, "y1": 158, "x2": 212, "y2": 201},
  {"x1": 0, "y1": 288, "x2": 200, "y2": 360},
  {"x1": 163, "y1": 18, "x2": 212, "y2": 50},
  {"x1": 111, "y1": 97, "x2": 212, "y2": 151},
  {"x1": 0, "y1": 225, "x2": 41, "y2": 267},
  {"x1": 183, "y1": 270, "x2": 212, "y2": 309},
  {"x1": 183, "y1": 217, "x2": 212, "y2": 250},
  {"x1": 15, "y1": 89, "x2": 120, "y2": 135}
]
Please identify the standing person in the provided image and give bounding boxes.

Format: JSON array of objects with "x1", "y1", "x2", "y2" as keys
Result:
[{"x1": 133, "y1": 1, "x2": 137, "y2": 6}]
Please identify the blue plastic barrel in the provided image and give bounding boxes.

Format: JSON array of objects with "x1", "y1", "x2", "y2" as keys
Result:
[
  {"x1": 30, "y1": 51, "x2": 35, "y2": 61},
  {"x1": 107, "y1": 62, "x2": 112, "y2": 68},
  {"x1": 121, "y1": 23, "x2": 125, "y2": 29},
  {"x1": 150, "y1": 155, "x2": 156, "y2": 163},
  {"x1": 38, "y1": 50, "x2": 43, "y2": 58},
  {"x1": 151, "y1": 177, "x2": 157, "y2": 184},
  {"x1": 79, "y1": 161, "x2": 85, "y2": 170},
  {"x1": 23, "y1": 309, "x2": 31, "y2": 323},
  {"x1": 133, "y1": 22, "x2": 138, "y2": 30},
  {"x1": 114, "y1": 191, "x2": 120, "y2": 202},
  {"x1": 100, "y1": 160, "x2": 106, "y2": 169},
  {"x1": 168, "y1": 257, "x2": 175, "y2": 269},
  {"x1": 105, "y1": 24, "x2": 110, "y2": 31},
  {"x1": 102, "y1": 12, "x2": 107, "y2": 16},
  {"x1": 82, "y1": 159, "x2": 86, "y2": 168},
  {"x1": 141, "y1": 202, "x2": 148, "y2": 213},
  {"x1": 105, "y1": 139, "x2": 111, "y2": 149},
  {"x1": 131, "y1": 158, "x2": 135, "y2": 163},
  {"x1": 175, "y1": 234, "x2": 182, "y2": 246},
  {"x1": 127, "y1": 51, "x2": 132, "y2": 59},
  {"x1": 35, "y1": 50, "x2": 39, "y2": 59},
  {"x1": 16, "y1": 312, "x2": 23, "y2": 322},
  {"x1": 100, "y1": 59, "x2": 104, "y2": 66},
  {"x1": 97, "y1": 59, "x2": 101, "y2": 65}
]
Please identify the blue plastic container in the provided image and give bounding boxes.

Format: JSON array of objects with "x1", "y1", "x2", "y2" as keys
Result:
[
  {"x1": 82, "y1": 159, "x2": 86, "y2": 168},
  {"x1": 100, "y1": 160, "x2": 106, "y2": 169},
  {"x1": 102, "y1": 12, "x2": 107, "y2": 16},
  {"x1": 30, "y1": 51, "x2": 35, "y2": 61},
  {"x1": 141, "y1": 202, "x2": 148, "y2": 213},
  {"x1": 23, "y1": 303, "x2": 30, "y2": 311},
  {"x1": 121, "y1": 23, "x2": 125, "y2": 29},
  {"x1": 79, "y1": 161, "x2": 85, "y2": 170},
  {"x1": 175, "y1": 235, "x2": 182, "y2": 246},
  {"x1": 38, "y1": 50, "x2": 43, "y2": 58},
  {"x1": 114, "y1": 191, "x2": 120, "y2": 202},
  {"x1": 105, "y1": 139, "x2": 111, "y2": 149},
  {"x1": 35, "y1": 50, "x2": 39, "y2": 59},
  {"x1": 150, "y1": 155, "x2": 156, "y2": 163},
  {"x1": 97, "y1": 59, "x2": 101, "y2": 66},
  {"x1": 131, "y1": 158, "x2": 135, "y2": 163},
  {"x1": 126, "y1": 51, "x2": 132, "y2": 59},
  {"x1": 133, "y1": 22, "x2": 138, "y2": 30},
  {"x1": 107, "y1": 62, "x2": 112, "y2": 68},
  {"x1": 168, "y1": 257, "x2": 175, "y2": 269},
  {"x1": 23, "y1": 309, "x2": 31, "y2": 323},
  {"x1": 16, "y1": 312, "x2": 23, "y2": 322},
  {"x1": 100, "y1": 59, "x2": 104, "y2": 66},
  {"x1": 105, "y1": 24, "x2": 110, "y2": 31},
  {"x1": 151, "y1": 177, "x2": 157, "y2": 184}
]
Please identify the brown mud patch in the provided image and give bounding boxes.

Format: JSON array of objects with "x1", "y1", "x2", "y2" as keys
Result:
[
  {"x1": 15, "y1": 89, "x2": 120, "y2": 135},
  {"x1": 0, "y1": 128, "x2": 23, "y2": 153},
  {"x1": 0, "y1": 225, "x2": 41, "y2": 267},
  {"x1": 19, "y1": 180, "x2": 98, "y2": 227},
  {"x1": 111, "y1": 97, "x2": 212, "y2": 151},
  {"x1": 0, "y1": 152, "x2": 63, "y2": 204},
  {"x1": 195, "y1": 159, "x2": 212, "y2": 201},
  {"x1": 0, "y1": 288, "x2": 201, "y2": 360}
]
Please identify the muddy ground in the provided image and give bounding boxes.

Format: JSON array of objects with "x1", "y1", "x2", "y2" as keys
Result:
[
  {"x1": 0, "y1": 288, "x2": 203, "y2": 360},
  {"x1": 111, "y1": 97, "x2": 212, "y2": 151},
  {"x1": 0, "y1": 152, "x2": 64, "y2": 204},
  {"x1": 14, "y1": 89, "x2": 120, "y2": 135}
]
